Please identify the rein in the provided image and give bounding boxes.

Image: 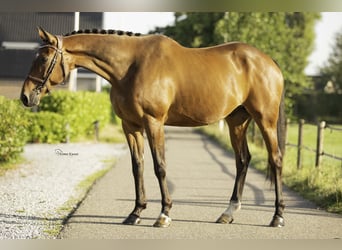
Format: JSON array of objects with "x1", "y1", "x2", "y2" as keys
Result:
[{"x1": 28, "y1": 35, "x2": 66, "y2": 94}]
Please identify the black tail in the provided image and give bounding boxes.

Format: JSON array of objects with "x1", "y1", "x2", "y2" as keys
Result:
[{"x1": 277, "y1": 89, "x2": 286, "y2": 157}]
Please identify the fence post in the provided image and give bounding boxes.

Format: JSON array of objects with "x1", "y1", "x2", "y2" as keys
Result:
[
  {"x1": 65, "y1": 122, "x2": 70, "y2": 143},
  {"x1": 297, "y1": 119, "x2": 305, "y2": 169},
  {"x1": 285, "y1": 118, "x2": 291, "y2": 146},
  {"x1": 94, "y1": 120, "x2": 99, "y2": 142},
  {"x1": 315, "y1": 121, "x2": 326, "y2": 168}
]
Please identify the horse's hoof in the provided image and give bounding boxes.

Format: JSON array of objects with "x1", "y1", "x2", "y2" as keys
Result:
[
  {"x1": 153, "y1": 213, "x2": 172, "y2": 228},
  {"x1": 269, "y1": 215, "x2": 284, "y2": 227},
  {"x1": 122, "y1": 214, "x2": 141, "y2": 225},
  {"x1": 216, "y1": 213, "x2": 234, "y2": 224}
]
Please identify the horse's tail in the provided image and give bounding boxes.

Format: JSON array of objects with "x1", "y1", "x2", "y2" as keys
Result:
[
  {"x1": 272, "y1": 57, "x2": 286, "y2": 157},
  {"x1": 277, "y1": 88, "x2": 286, "y2": 157}
]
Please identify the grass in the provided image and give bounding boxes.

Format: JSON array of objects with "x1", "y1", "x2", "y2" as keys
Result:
[
  {"x1": 74, "y1": 122, "x2": 126, "y2": 144},
  {"x1": 198, "y1": 121, "x2": 342, "y2": 214},
  {"x1": 284, "y1": 122, "x2": 342, "y2": 213},
  {"x1": 286, "y1": 122, "x2": 342, "y2": 168},
  {"x1": 98, "y1": 122, "x2": 125, "y2": 143}
]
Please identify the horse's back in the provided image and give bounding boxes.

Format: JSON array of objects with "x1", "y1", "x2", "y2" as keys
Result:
[{"x1": 137, "y1": 36, "x2": 284, "y2": 126}]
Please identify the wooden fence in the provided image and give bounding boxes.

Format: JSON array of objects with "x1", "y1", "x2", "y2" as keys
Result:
[
  {"x1": 285, "y1": 120, "x2": 342, "y2": 168},
  {"x1": 246, "y1": 119, "x2": 342, "y2": 168}
]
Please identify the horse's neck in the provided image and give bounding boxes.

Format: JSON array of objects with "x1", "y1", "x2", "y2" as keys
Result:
[{"x1": 64, "y1": 35, "x2": 139, "y2": 83}]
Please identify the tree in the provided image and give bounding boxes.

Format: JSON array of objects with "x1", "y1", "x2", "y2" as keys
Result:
[
  {"x1": 151, "y1": 12, "x2": 225, "y2": 47},
  {"x1": 151, "y1": 12, "x2": 320, "y2": 116},
  {"x1": 320, "y1": 30, "x2": 342, "y2": 93}
]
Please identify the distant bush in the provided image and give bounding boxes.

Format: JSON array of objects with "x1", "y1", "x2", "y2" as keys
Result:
[
  {"x1": 294, "y1": 93, "x2": 342, "y2": 123},
  {"x1": 0, "y1": 96, "x2": 29, "y2": 163},
  {"x1": 37, "y1": 91, "x2": 113, "y2": 141}
]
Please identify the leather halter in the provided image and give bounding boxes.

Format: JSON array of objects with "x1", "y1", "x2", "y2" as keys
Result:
[{"x1": 28, "y1": 35, "x2": 66, "y2": 94}]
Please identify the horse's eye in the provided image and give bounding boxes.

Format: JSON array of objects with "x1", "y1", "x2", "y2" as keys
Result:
[{"x1": 39, "y1": 57, "x2": 48, "y2": 64}]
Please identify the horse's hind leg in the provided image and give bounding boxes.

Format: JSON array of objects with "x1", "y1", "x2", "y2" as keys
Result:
[
  {"x1": 253, "y1": 111, "x2": 285, "y2": 227},
  {"x1": 217, "y1": 106, "x2": 251, "y2": 224}
]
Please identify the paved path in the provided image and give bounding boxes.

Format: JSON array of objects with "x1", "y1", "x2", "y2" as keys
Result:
[{"x1": 60, "y1": 127, "x2": 342, "y2": 239}]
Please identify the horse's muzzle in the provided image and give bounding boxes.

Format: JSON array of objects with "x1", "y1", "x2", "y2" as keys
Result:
[{"x1": 21, "y1": 92, "x2": 40, "y2": 107}]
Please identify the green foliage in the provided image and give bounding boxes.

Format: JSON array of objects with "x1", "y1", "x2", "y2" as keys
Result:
[
  {"x1": 152, "y1": 12, "x2": 321, "y2": 117},
  {"x1": 294, "y1": 93, "x2": 342, "y2": 123},
  {"x1": 0, "y1": 96, "x2": 29, "y2": 163},
  {"x1": 27, "y1": 111, "x2": 68, "y2": 143},
  {"x1": 320, "y1": 30, "x2": 342, "y2": 92},
  {"x1": 152, "y1": 13, "x2": 225, "y2": 47},
  {"x1": 37, "y1": 91, "x2": 113, "y2": 141}
]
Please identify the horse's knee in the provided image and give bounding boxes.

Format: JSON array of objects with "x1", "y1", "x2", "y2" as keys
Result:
[
  {"x1": 269, "y1": 149, "x2": 283, "y2": 171},
  {"x1": 154, "y1": 164, "x2": 166, "y2": 178},
  {"x1": 239, "y1": 152, "x2": 251, "y2": 167}
]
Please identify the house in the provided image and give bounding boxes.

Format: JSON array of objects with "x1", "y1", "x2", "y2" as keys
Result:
[{"x1": 0, "y1": 12, "x2": 103, "y2": 99}]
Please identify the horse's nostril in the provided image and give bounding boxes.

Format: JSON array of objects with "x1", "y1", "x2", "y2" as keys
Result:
[{"x1": 21, "y1": 93, "x2": 29, "y2": 107}]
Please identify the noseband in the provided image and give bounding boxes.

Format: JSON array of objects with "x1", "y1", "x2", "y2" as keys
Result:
[{"x1": 28, "y1": 35, "x2": 66, "y2": 94}]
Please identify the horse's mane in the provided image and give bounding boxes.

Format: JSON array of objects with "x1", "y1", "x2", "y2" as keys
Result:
[{"x1": 64, "y1": 29, "x2": 142, "y2": 37}]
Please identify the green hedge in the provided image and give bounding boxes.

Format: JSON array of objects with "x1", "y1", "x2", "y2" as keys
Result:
[
  {"x1": 27, "y1": 111, "x2": 68, "y2": 143},
  {"x1": 0, "y1": 96, "x2": 29, "y2": 163},
  {"x1": 37, "y1": 91, "x2": 113, "y2": 141}
]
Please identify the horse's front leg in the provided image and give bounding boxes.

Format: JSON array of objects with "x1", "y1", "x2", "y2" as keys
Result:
[
  {"x1": 144, "y1": 116, "x2": 172, "y2": 228},
  {"x1": 122, "y1": 121, "x2": 146, "y2": 225}
]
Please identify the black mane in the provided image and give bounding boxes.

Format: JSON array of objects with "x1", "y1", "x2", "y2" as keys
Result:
[{"x1": 64, "y1": 29, "x2": 142, "y2": 37}]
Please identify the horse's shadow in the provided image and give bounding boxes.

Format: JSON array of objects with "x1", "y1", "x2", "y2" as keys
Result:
[{"x1": 64, "y1": 213, "x2": 268, "y2": 228}]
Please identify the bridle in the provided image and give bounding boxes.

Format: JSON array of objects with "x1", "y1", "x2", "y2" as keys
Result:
[{"x1": 27, "y1": 35, "x2": 66, "y2": 95}]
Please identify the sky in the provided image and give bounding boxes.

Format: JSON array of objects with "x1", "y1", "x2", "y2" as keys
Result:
[
  {"x1": 306, "y1": 12, "x2": 342, "y2": 74},
  {"x1": 103, "y1": 12, "x2": 342, "y2": 75},
  {"x1": 103, "y1": 12, "x2": 174, "y2": 33}
]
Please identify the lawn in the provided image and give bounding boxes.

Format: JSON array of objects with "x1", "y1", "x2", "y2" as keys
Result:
[
  {"x1": 284, "y1": 122, "x2": 342, "y2": 213},
  {"x1": 286, "y1": 122, "x2": 342, "y2": 167}
]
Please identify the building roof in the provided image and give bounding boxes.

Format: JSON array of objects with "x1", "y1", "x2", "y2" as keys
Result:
[
  {"x1": 0, "y1": 12, "x2": 103, "y2": 79},
  {"x1": 0, "y1": 12, "x2": 102, "y2": 42}
]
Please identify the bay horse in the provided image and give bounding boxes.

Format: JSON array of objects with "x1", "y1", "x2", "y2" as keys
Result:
[{"x1": 21, "y1": 27, "x2": 286, "y2": 228}]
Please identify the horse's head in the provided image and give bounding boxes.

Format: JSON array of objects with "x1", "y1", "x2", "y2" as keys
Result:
[{"x1": 20, "y1": 27, "x2": 69, "y2": 107}]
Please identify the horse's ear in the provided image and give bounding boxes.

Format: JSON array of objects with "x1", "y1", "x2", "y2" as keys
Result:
[{"x1": 37, "y1": 26, "x2": 57, "y2": 45}]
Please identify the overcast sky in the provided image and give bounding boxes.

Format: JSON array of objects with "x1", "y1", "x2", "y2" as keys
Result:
[
  {"x1": 306, "y1": 12, "x2": 342, "y2": 74},
  {"x1": 104, "y1": 12, "x2": 342, "y2": 75}
]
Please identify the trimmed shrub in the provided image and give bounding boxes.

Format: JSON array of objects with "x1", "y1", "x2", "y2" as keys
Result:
[
  {"x1": 38, "y1": 91, "x2": 113, "y2": 141},
  {"x1": 27, "y1": 111, "x2": 68, "y2": 143},
  {"x1": 0, "y1": 96, "x2": 29, "y2": 163}
]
